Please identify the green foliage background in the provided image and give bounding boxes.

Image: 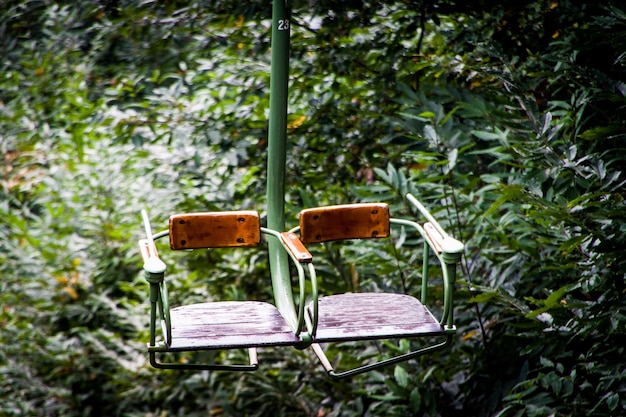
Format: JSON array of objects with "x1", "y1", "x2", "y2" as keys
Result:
[{"x1": 1, "y1": 0, "x2": 625, "y2": 416}]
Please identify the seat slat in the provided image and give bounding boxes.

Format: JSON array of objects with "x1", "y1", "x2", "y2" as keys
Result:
[
  {"x1": 164, "y1": 301, "x2": 300, "y2": 351},
  {"x1": 308, "y1": 293, "x2": 445, "y2": 342}
]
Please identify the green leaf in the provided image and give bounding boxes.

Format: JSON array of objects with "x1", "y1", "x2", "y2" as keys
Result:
[
  {"x1": 468, "y1": 291, "x2": 499, "y2": 303},
  {"x1": 558, "y1": 235, "x2": 590, "y2": 252},
  {"x1": 484, "y1": 185, "x2": 524, "y2": 216},
  {"x1": 471, "y1": 130, "x2": 501, "y2": 141},
  {"x1": 394, "y1": 365, "x2": 409, "y2": 388},
  {"x1": 409, "y1": 388, "x2": 422, "y2": 413},
  {"x1": 526, "y1": 284, "x2": 574, "y2": 318},
  {"x1": 606, "y1": 392, "x2": 619, "y2": 411}
]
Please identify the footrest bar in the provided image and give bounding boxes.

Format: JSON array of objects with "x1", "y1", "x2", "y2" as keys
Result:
[
  {"x1": 149, "y1": 347, "x2": 259, "y2": 371},
  {"x1": 311, "y1": 335, "x2": 453, "y2": 379}
]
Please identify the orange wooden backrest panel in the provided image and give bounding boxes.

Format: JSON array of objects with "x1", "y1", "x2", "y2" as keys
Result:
[
  {"x1": 169, "y1": 211, "x2": 261, "y2": 250},
  {"x1": 299, "y1": 203, "x2": 390, "y2": 244}
]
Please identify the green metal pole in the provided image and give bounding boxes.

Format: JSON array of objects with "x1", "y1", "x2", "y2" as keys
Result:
[{"x1": 267, "y1": 0, "x2": 297, "y2": 329}]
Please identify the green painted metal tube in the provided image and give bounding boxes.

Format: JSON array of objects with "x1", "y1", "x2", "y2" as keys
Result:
[
  {"x1": 422, "y1": 242, "x2": 429, "y2": 303},
  {"x1": 267, "y1": 0, "x2": 298, "y2": 330},
  {"x1": 148, "y1": 282, "x2": 158, "y2": 347}
]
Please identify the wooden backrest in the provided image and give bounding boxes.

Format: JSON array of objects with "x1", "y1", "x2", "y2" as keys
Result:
[
  {"x1": 299, "y1": 203, "x2": 390, "y2": 244},
  {"x1": 169, "y1": 211, "x2": 261, "y2": 250}
]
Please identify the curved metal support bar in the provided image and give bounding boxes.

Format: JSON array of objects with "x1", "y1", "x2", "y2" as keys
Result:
[
  {"x1": 389, "y1": 217, "x2": 462, "y2": 329},
  {"x1": 439, "y1": 260, "x2": 454, "y2": 326},
  {"x1": 306, "y1": 263, "x2": 318, "y2": 338},
  {"x1": 405, "y1": 194, "x2": 447, "y2": 237},
  {"x1": 158, "y1": 279, "x2": 172, "y2": 346},
  {"x1": 389, "y1": 218, "x2": 438, "y2": 256},
  {"x1": 262, "y1": 228, "x2": 313, "y2": 337},
  {"x1": 283, "y1": 226, "x2": 318, "y2": 338},
  {"x1": 421, "y1": 241, "x2": 429, "y2": 303},
  {"x1": 153, "y1": 230, "x2": 169, "y2": 241},
  {"x1": 311, "y1": 334, "x2": 454, "y2": 379},
  {"x1": 149, "y1": 348, "x2": 259, "y2": 371},
  {"x1": 405, "y1": 193, "x2": 464, "y2": 256}
]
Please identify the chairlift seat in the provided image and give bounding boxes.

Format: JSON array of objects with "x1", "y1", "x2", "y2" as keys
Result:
[
  {"x1": 308, "y1": 293, "x2": 445, "y2": 343},
  {"x1": 161, "y1": 301, "x2": 302, "y2": 352},
  {"x1": 296, "y1": 199, "x2": 463, "y2": 378},
  {"x1": 139, "y1": 210, "x2": 313, "y2": 370}
]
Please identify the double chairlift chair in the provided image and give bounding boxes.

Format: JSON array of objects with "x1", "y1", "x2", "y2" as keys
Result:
[
  {"x1": 138, "y1": 194, "x2": 463, "y2": 378},
  {"x1": 137, "y1": 0, "x2": 463, "y2": 379}
]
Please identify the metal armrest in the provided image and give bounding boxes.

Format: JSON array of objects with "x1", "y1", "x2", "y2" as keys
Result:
[
  {"x1": 139, "y1": 210, "x2": 168, "y2": 273},
  {"x1": 405, "y1": 193, "x2": 464, "y2": 256},
  {"x1": 405, "y1": 193, "x2": 464, "y2": 328},
  {"x1": 138, "y1": 239, "x2": 166, "y2": 274},
  {"x1": 139, "y1": 210, "x2": 172, "y2": 348},
  {"x1": 280, "y1": 232, "x2": 312, "y2": 263}
]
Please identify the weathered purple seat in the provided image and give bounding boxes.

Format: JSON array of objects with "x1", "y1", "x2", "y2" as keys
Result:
[
  {"x1": 166, "y1": 301, "x2": 301, "y2": 351},
  {"x1": 310, "y1": 293, "x2": 446, "y2": 343},
  {"x1": 296, "y1": 201, "x2": 463, "y2": 378},
  {"x1": 139, "y1": 210, "x2": 313, "y2": 371}
]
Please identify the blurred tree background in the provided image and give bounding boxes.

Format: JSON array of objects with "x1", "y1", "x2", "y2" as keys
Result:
[{"x1": 1, "y1": 0, "x2": 625, "y2": 416}]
